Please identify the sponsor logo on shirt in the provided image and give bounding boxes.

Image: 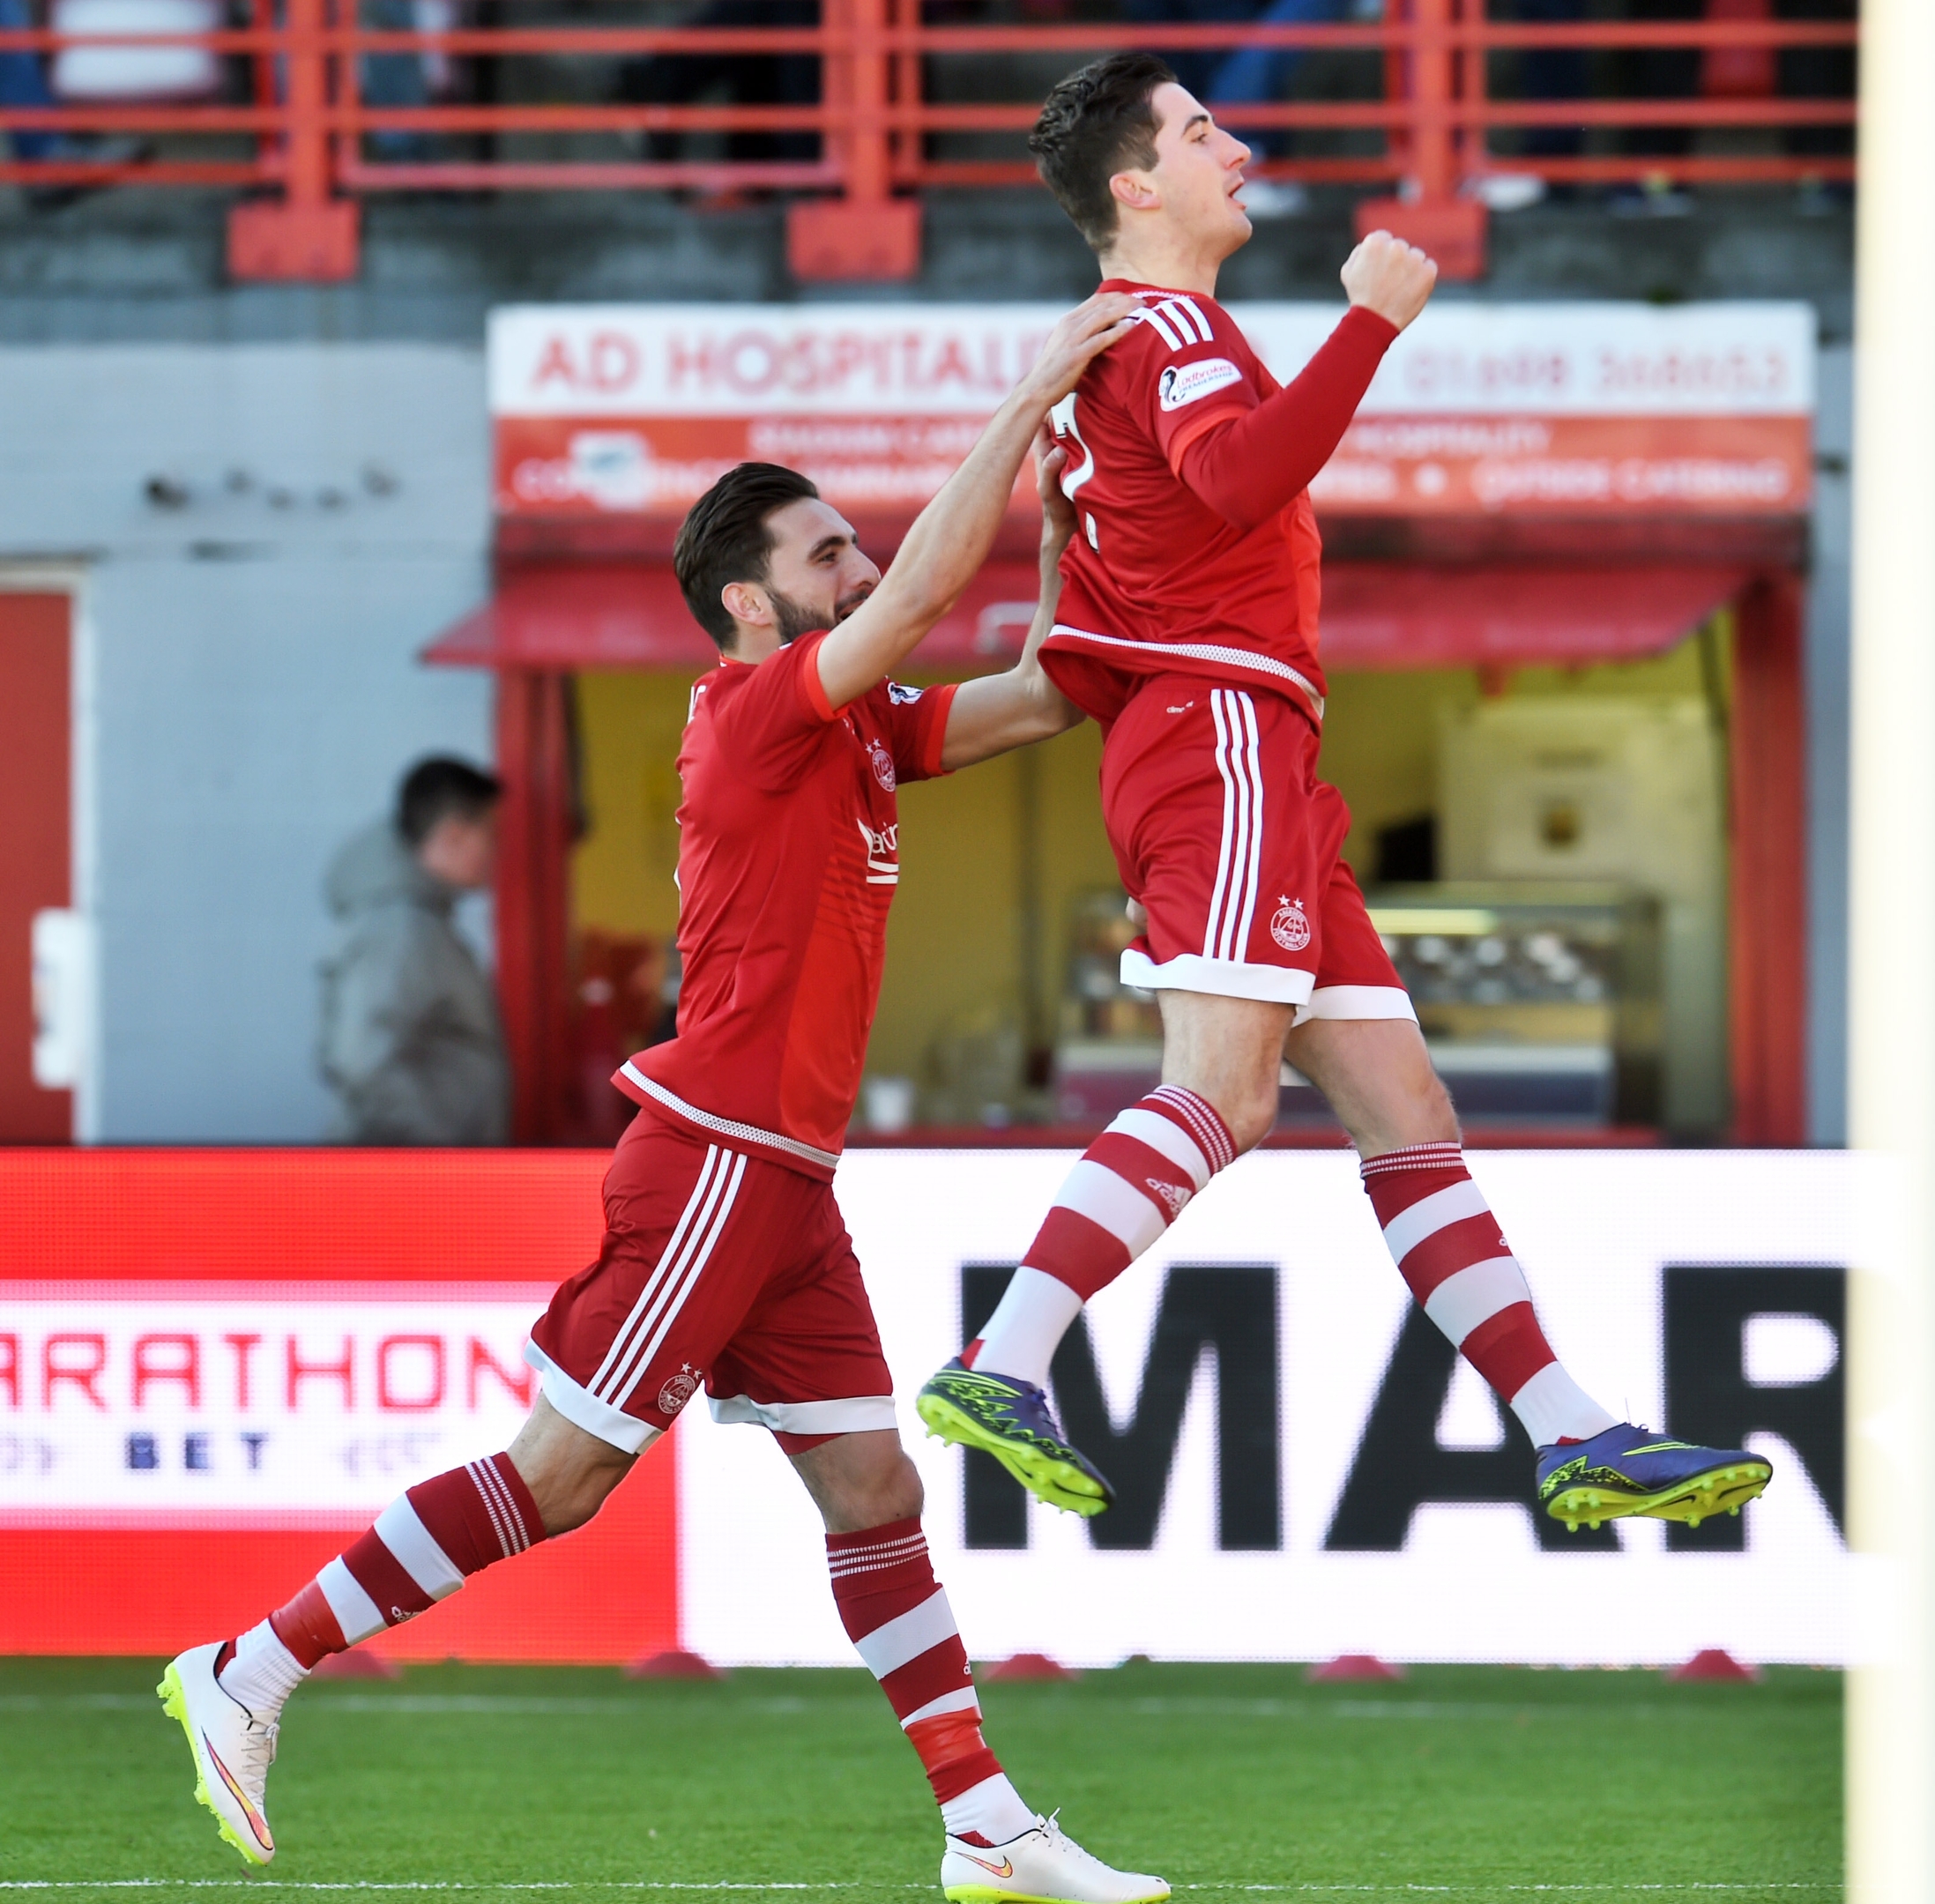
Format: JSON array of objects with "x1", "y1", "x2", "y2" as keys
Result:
[
  {"x1": 867, "y1": 736, "x2": 897, "y2": 792},
  {"x1": 887, "y1": 682, "x2": 925, "y2": 705},
  {"x1": 1159, "y1": 357, "x2": 1244, "y2": 412},
  {"x1": 859, "y1": 817, "x2": 901, "y2": 885}
]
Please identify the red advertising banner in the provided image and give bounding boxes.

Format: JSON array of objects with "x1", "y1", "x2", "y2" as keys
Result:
[
  {"x1": 0, "y1": 1151, "x2": 677, "y2": 1662},
  {"x1": 487, "y1": 301, "x2": 1815, "y2": 530}
]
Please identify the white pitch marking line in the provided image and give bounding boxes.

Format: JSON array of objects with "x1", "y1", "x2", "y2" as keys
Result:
[{"x1": 0, "y1": 1885, "x2": 1837, "y2": 1895}]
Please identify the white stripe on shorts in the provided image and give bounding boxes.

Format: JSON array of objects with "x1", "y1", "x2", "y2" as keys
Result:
[
  {"x1": 612, "y1": 1151, "x2": 748, "y2": 1410},
  {"x1": 588, "y1": 1145, "x2": 724, "y2": 1396},
  {"x1": 1204, "y1": 691, "x2": 1256, "y2": 962}
]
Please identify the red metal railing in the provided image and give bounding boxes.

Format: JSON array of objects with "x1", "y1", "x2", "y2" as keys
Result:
[{"x1": 0, "y1": 3, "x2": 1857, "y2": 281}]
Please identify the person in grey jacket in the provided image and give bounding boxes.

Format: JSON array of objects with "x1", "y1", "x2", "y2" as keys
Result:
[{"x1": 318, "y1": 756, "x2": 510, "y2": 1145}]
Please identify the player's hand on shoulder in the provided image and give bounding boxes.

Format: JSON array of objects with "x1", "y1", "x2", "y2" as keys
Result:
[
  {"x1": 1036, "y1": 427, "x2": 1076, "y2": 554},
  {"x1": 1019, "y1": 291, "x2": 1141, "y2": 409},
  {"x1": 1341, "y1": 230, "x2": 1437, "y2": 332}
]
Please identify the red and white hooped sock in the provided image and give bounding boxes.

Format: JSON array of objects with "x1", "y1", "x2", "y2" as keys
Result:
[
  {"x1": 826, "y1": 1517, "x2": 1034, "y2": 1845},
  {"x1": 218, "y1": 1453, "x2": 546, "y2": 1714},
  {"x1": 971, "y1": 1087, "x2": 1238, "y2": 1388},
  {"x1": 1360, "y1": 1142, "x2": 1617, "y2": 1448}
]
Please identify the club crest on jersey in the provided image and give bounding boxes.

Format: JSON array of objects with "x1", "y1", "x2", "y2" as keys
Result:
[
  {"x1": 1270, "y1": 896, "x2": 1312, "y2": 952},
  {"x1": 867, "y1": 736, "x2": 897, "y2": 792},
  {"x1": 1158, "y1": 357, "x2": 1243, "y2": 412},
  {"x1": 658, "y1": 1363, "x2": 702, "y2": 1417}
]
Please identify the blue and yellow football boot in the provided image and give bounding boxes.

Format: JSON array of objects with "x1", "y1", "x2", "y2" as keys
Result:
[
  {"x1": 1537, "y1": 1423, "x2": 1773, "y2": 1532},
  {"x1": 916, "y1": 1359, "x2": 1116, "y2": 1516}
]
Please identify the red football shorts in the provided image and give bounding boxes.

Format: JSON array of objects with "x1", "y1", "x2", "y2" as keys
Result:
[
  {"x1": 1102, "y1": 673, "x2": 1415, "y2": 1020},
  {"x1": 525, "y1": 1109, "x2": 896, "y2": 1456}
]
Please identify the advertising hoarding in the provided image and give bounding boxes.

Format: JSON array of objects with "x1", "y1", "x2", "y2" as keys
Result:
[
  {"x1": 0, "y1": 1149, "x2": 1849, "y2": 1669},
  {"x1": 487, "y1": 301, "x2": 1814, "y2": 527}
]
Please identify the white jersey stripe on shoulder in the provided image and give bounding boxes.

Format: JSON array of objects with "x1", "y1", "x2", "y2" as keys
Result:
[
  {"x1": 1135, "y1": 302, "x2": 1184, "y2": 352},
  {"x1": 1157, "y1": 297, "x2": 1209, "y2": 345},
  {"x1": 1172, "y1": 294, "x2": 1214, "y2": 342}
]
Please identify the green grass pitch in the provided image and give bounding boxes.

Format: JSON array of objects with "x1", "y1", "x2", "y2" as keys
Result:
[{"x1": 0, "y1": 1657, "x2": 1838, "y2": 1900}]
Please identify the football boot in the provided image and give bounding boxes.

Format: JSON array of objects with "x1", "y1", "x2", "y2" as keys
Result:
[
  {"x1": 916, "y1": 1359, "x2": 1114, "y2": 1516},
  {"x1": 1537, "y1": 1423, "x2": 1773, "y2": 1532},
  {"x1": 941, "y1": 1812, "x2": 1169, "y2": 1904},
  {"x1": 157, "y1": 1640, "x2": 279, "y2": 1866}
]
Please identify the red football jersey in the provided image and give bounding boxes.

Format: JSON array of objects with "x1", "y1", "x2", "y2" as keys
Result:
[
  {"x1": 1042, "y1": 279, "x2": 1327, "y2": 727},
  {"x1": 615, "y1": 635, "x2": 956, "y2": 1179}
]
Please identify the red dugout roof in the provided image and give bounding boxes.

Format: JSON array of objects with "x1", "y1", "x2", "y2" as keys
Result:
[{"x1": 424, "y1": 561, "x2": 1749, "y2": 674}]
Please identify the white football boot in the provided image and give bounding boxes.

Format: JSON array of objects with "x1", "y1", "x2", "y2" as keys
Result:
[
  {"x1": 941, "y1": 1811, "x2": 1169, "y2": 1903},
  {"x1": 157, "y1": 1640, "x2": 279, "y2": 1866}
]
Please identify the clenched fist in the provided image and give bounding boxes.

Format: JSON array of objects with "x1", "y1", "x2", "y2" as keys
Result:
[{"x1": 1340, "y1": 230, "x2": 1437, "y2": 332}]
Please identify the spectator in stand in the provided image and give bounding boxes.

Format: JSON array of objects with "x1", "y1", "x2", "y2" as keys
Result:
[
  {"x1": 318, "y1": 756, "x2": 510, "y2": 1147},
  {"x1": 1492, "y1": 0, "x2": 1589, "y2": 199},
  {"x1": 361, "y1": 0, "x2": 461, "y2": 162},
  {"x1": 1772, "y1": 0, "x2": 1852, "y2": 186},
  {"x1": 1609, "y1": 0, "x2": 1701, "y2": 212},
  {"x1": 618, "y1": 0, "x2": 818, "y2": 177},
  {"x1": 0, "y1": 0, "x2": 145, "y2": 194}
]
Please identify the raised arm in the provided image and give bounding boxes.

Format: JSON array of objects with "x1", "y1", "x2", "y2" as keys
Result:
[
  {"x1": 814, "y1": 293, "x2": 1136, "y2": 713},
  {"x1": 938, "y1": 432, "x2": 1085, "y2": 771},
  {"x1": 1177, "y1": 231, "x2": 1436, "y2": 532}
]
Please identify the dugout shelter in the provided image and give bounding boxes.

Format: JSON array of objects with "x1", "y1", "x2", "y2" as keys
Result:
[{"x1": 430, "y1": 299, "x2": 1814, "y2": 1150}]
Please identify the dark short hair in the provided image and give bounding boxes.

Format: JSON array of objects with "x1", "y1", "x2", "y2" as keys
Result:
[
  {"x1": 1030, "y1": 53, "x2": 1175, "y2": 253},
  {"x1": 398, "y1": 756, "x2": 502, "y2": 846},
  {"x1": 674, "y1": 462, "x2": 822, "y2": 649}
]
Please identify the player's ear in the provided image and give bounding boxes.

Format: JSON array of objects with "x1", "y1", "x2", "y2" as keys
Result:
[
  {"x1": 720, "y1": 580, "x2": 770, "y2": 628},
  {"x1": 1109, "y1": 168, "x2": 1158, "y2": 213}
]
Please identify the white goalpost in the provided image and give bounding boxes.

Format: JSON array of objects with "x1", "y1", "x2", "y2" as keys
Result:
[{"x1": 1848, "y1": 0, "x2": 1935, "y2": 1895}]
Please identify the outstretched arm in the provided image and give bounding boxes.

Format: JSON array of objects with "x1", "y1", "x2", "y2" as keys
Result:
[
  {"x1": 938, "y1": 432, "x2": 1085, "y2": 771},
  {"x1": 814, "y1": 294, "x2": 1137, "y2": 713},
  {"x1": 1176, "y1": 231, "x2": 1436, "y2": 532}
]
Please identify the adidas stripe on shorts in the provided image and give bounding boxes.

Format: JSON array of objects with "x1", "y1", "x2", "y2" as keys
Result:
[
  {"x1": 1102, "y1": 671, "x2": 1418, "y2": 1022},
  {"x1": 525, "y1": 1108, "x2": 897, "y2": 1455}
]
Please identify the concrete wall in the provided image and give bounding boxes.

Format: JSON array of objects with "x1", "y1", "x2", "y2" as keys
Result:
[
  {"x1": 0, "y1": 345, "x2": 492, "y2": 1141},
  {"x1": 0, "y1": 319, "x2": 1852, "y2": 1146},
  {"x1": 1807, "y1": 344, "x2": 1852, "y2": 1147}
]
